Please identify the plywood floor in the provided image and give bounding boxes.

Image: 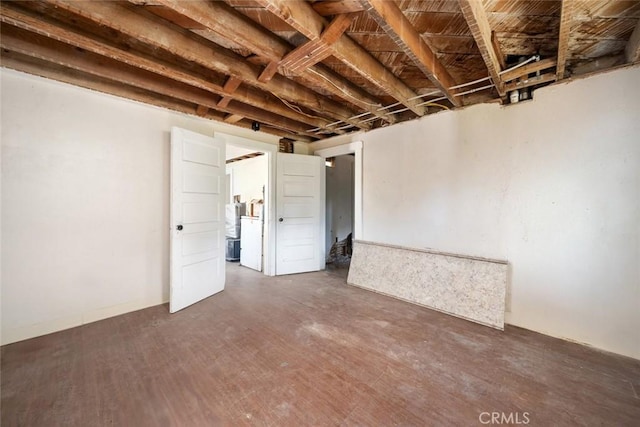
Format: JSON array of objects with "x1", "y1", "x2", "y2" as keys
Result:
[{"x1": 2, "y1": 263, "x2": 639, "y2": 426}]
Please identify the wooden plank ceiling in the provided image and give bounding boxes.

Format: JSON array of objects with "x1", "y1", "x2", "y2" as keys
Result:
[{"x1": 1, "y1": 0, "x2": 638, "y2": 141}]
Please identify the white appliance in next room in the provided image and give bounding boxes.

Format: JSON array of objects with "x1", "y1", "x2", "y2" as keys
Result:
[{"x1": 240, "y1": 216, "x2": 263, "y2": 272}]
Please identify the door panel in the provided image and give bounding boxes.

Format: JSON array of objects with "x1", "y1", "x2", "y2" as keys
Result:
[
  {"x1": 170, "y1": 127, "x2": 225, "y2": 313},
  {"x1": 276, "y1": 153, "x2": 324, "y2": 275}
]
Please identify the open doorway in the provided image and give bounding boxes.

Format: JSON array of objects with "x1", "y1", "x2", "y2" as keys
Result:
[
  {"x1": 315, "y1": 141, "x2": 363, "y2": 278},
  {"x1": 325, "y1": 154, "x2": 355, "y2": 274},
  {"x1": 225, "y1": 144, "x2": 268, "y2": 274},
  {"x1": 216, "y1": 132, "x2": 278, "y2": 276}
]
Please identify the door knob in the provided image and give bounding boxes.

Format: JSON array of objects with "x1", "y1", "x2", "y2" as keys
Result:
[
  {"x1": 278, "y1": 218, "x2": 284, "y2": 222},
  {"x1": 177, "y1": 225, "x2": 183, "y2": 231}
]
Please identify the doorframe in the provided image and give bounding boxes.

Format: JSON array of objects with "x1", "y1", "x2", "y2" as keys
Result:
[
  {"x1": 215, "y1": 132, "x2": 277, "y2": 276},
  {"x1": 314, "y1": 141, "x2": 363, "y2": 240}
]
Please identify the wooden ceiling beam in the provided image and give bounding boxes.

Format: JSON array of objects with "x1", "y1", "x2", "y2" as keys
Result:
[
  {"x1": 223, "y1": 76, "x2": 243, "y2": 94},
  {"x1": 224, "y1": 114, "x2": 245, "y2": 124},
  {"x1": 500, "y1": 58, "x2": 557, "y2": 83},
  {"x1": 255, "y1": 0, "x2": 427, "y2": 116},
  {"x1": 321, "y1": 13, "x2": 356, "y2": 45},
  {"x1": 258, "y1": 61, "x2": 279, "y2": 83},
  {"x1": 557, "y1": 0, "x2": 576, "y2": 80},
  {"x1": 625, "y1": 18, "x2": 640, "y2": 63},
  {"x1": 491, "y1": 31, "x2": 506, "y2": 70},
  {"x1": 218, "y1": 76, "x2": 243, "y2": 108},
  {"x1": 0, "y1": 24, "x2": 321, "y2": 138},
  {"x1": 1, "y1": 51, "x2": 310, "y2": 141},
  {"x1": 504, "y1": 73, "x2": 557, "y2": 92},
  {"x1": 195, "y1": 105, "x2": 209, "y2": 117},
  {"x1": 0, "y1": 3, "x2": 335, "y2": 131},
  {"x1": 153, "y1": 0, "x2": 389, "y2": 123},
  {"x1": 41, "y1": 0, "x2": 366, "y2": 130},
  {"x1": 458, "y1": 0, "x2": 505, "y2": 97},
  {"x1": 312, "y1": 1, "x2": 365, "y2": 17},
  {"x1": 361, "y1": 0, "x2": 461, "y2": 107},
  {"x1": 1, "y1": 51, "x2": 220, "y2": 120},
  {"x1": 278, "y1": 13, "x2": 355, "y2": 75}
]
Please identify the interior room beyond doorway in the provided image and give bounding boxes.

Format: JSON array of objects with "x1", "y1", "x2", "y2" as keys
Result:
[
  {"x1": 225, "y1": 143, "x2": 268, "y2": 275},
  {"x1": 325, "y1": 154, "x2": 355, "y2": 271}
]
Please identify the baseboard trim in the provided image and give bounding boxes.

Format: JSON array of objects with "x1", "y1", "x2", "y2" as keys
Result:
[{"x1": 1, "y1": 297, "x2": 169, "y2": 346}]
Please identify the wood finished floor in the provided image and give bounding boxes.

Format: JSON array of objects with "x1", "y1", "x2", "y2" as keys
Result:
[{"x1": 2, "y1": 263, "x2": 639, "y2": 426}]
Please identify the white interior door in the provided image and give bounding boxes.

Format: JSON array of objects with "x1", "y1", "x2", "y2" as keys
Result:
[
  {"x1": 276, "y1": 153, "x2": 325, "y2": 275},
  {"x1": 170, "y1": 127, "x2": 225, "y2": 313}
]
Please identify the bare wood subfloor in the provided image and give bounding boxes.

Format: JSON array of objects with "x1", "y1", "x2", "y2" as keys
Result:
[{"x1": 2, "y1": 263, "x2": 639, "y2": 426}]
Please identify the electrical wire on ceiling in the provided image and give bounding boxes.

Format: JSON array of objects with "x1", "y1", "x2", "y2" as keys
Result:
[
  {"x1": 498, "y1": 55, "x2": 540, "y2": 76},
  {"x1": 306, "y1": 67, "x2": 383, "y2": 108},
  {"x1": 423, "y1": 103, "x2": 450, "y2": 110},
  {"x1": 294, "y1": 55, "x2": 544, "y2": 136},
  {"x1": 415, "y1": 96, "x2": 448, "y2": 107},
  {"x1": 273, "y1": 94, "x2": 327, "y2": 121}
]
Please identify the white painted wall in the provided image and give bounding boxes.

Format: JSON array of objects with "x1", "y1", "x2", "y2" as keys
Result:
[
  {"x1": 226, "y1": 155, "x2": 268, "y2": 203},
  {"x1": 314, "y1": 65, "x2": 640, "y2": 359},
  {"x1": 0, "y1": 69, "x2": 278, "y2": 344},
  {"x1": 325, "y1": 155, "x2": 354, "y2": 252}
]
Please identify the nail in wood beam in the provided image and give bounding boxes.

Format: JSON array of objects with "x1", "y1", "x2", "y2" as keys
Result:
[
  {"x1": 458, "y1": 0, "x2": 505, "y2": 97},
  {"x1": 557, "y1": 0, "x2": 575, "y2": 80},
  {"x1": 625, "y1": 18, "x2": 640, "y2": 63}
]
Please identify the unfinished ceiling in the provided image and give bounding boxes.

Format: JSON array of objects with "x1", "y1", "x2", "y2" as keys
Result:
[{"x1": 1, "y1": 0, "x2": 639, "y2": 141}]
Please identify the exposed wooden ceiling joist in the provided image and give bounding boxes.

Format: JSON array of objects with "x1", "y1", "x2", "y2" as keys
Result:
[
  {"x1": 625, "y1": 19, "x2": 640, "y2": 63},
  {"x1": 270, "y1": 12, "x2": 356, "y2": 75},
  {"x1": 0, "y1": 23, "x2": 320, "y2": 139},
  {"x1": 361, "y1": 0, "x2": 462, "y2": 107},
  {"x1": 224, "y1": 114, "x2": 245, "y2": 124},
  {"x1": 1, "y1": 50, "x2": 309, "y2": 141},
  {"x1": 458, "y1": 0, "x2": 506, "y2": 97},
  {"x1": 491, "y1": 31, "x2": 506, "y2": 70},
  {"x1": 40, "y1": 0, "x2": 368, "y2": 132},
  {"x1": 152, "y1": 0, "x2": 390, "y2": 124},
  {"x1": 195, "y1": 105, "x2": 209, "y2": 117},
  {"x1": 504, "y1": 73, "x2": 557, "y2": 93},
  {"x1": 0, "y1": 0, "x2": 631, "y2": 141},
  {"x1": 500, "y1": 58, "x2": 557, "y2": 83},
  {"x1": 557, "y1": 0, "x2": 576, "y2": 80},
  {"x1": 217, "y1": 76, "x2": 243, "y2": 108},
  {"x1": 255, "y1": 0, "x2": 427, "y2": 116},
  {"x1": 312, "y1": 1, "x2": 365, "y2": 17},
  {"x1": 226, "y1": 151, "x2": 264, "y2": 164},
  {"x1": 0, "y1": 3, "x2": 335, "y2": 133}
]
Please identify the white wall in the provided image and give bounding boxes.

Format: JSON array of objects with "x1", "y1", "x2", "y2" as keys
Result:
[
  {"x1": 226, "y1": 155, "x2": 268, "y2": 203},
  {"x1": 314, "y1": 65, "x2": 640, "y2": 359},
  {"x1": 326, "y1": 155, "x2": 354, "y2": 252},
  {"x1": 0, "y1": 69, "x2": 278, "y2": 344}
]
